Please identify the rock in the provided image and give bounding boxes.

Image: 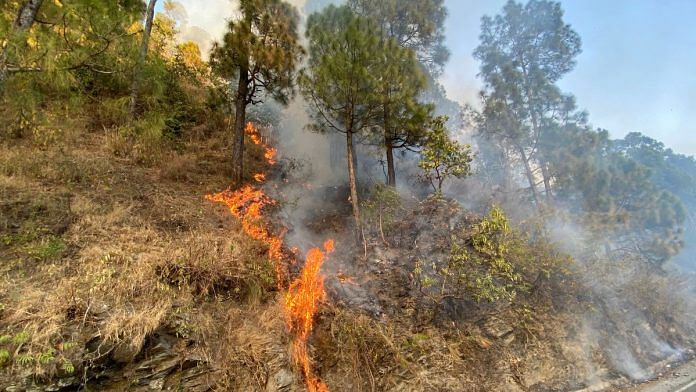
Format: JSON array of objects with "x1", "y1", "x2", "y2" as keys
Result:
[
  {"x1": 148, "y1": 378, "x2": 164, "y2": 390},
  {"x1": 266, "y1": 369, "x2": 295, "y2": 392},
  {"x1": 112, "y1": 341, "x2": 144, "y2": 363}
]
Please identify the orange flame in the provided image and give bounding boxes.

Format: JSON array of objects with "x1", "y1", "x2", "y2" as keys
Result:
[
  {"x1": 208, "y1": 122, "x2": 331, "y2": 392},
  {"x1": 284, "y1": 240, "x2": 334, "y2": 392},
  {"x1": 265, "y1": 147, "x2": 278, "y2": 165},
  {"x1": 206, "y1": 186, "x2": 286, "y2": 288},
  {"x1": 245, "y1": 122, "x2": 263, "y2": 145},
  {"x1": 246, "y1": 122, "x2": 278, "y2": 166}
]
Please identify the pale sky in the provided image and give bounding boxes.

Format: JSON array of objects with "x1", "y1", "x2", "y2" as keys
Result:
[{"x1": 159, "y1": 0, "x2": 696, "y2": 155}]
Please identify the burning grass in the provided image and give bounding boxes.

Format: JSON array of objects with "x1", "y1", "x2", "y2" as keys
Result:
[{"x1": 207, "y1": 122, "x2": 333, "y2": 391}]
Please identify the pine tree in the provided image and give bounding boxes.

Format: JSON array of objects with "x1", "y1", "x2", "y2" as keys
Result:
[
  {"x1": 474, "y1": 0, "x2": 581, "y2": 204},
  {"x1": 349, "y1": 0, "x2": 448, "y2": 186},
  {"x1": 348, "y1": 0, "x2": 449, "y2": 76},
  {"x1": 129, "y1": 0, "x2": 157, "y2": 118},
  {"x1": 376, "y1": 39, "x2": 432, "y2": 186},
  {"x1": 0, "y1": 0, "x2": 44, "y2": 86},
  {"x1": 210, "y1": 0, "x2": 303, "y2": 185},
  {"x1": 300, "y1": 5, "x2": 382, "y2": 231}
]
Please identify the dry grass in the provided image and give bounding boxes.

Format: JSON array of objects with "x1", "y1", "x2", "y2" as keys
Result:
[{"x1": 0, "y1": 120, "x2": 283, "y2": 387}]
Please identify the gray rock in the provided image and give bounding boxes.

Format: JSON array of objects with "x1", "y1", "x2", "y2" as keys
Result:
[{"x1": 266, "y1": 369, "x2": 295, "y2": 392}]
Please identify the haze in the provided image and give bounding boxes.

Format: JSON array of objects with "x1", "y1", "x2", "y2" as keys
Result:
[{"x1": 166, "y1": 0, "x2": 696, "y2": 154}]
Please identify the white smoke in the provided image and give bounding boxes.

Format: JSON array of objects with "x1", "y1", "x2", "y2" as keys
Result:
[{"x1": 164, "y1": 0, "x2": 308, "y2": 57}]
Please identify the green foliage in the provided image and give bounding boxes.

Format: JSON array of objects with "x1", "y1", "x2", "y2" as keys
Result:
[
  {"x1": 0, "y1": 349, "x2": 9, "y2": 366},
  {"x1": 361, "y1": 184, "x2": 402, "y2": 239},
  {"x1": 348, "y1": 0, "x2": 449, "y2": 75},
  {"x1": 61, "y1": 358, "x2": 75, "y2": 374},
  {"x1": 418, "y1": 117, "x2": 473, "y2": 193},
  {"x1": 1, "y1": 0, "x2": 143, "y2": 127},
  {"x1": 415, "y1": 207, "x2": 527, "y2": 304},
  {"x1": 25, "y1": 235, "x2": 66, "y2": 260},
  {"x1": 0, "y1": 329, "x2": 79, "y2": 375},
  {"x1": 475, "y1": 0, "x2": 582, "y2": 202},
  {"x1": 12, "y1": 331, "x2": 29, "y2": 345},
  {"x1": 210, "y1": 0, "x2": 304, "y2": 105},
  {"x1": 300, "y1": 5, "x2": 382, "y2": 135}
]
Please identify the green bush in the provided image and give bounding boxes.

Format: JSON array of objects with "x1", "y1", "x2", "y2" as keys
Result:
[
  {"x1": 416, "y1": 206, "x2": 526, "y2": 304},
  {"x1": 361, "y1": 184, "x2": 402, "y2": 241}
]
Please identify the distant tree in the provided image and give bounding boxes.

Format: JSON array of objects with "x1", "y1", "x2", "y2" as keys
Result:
[
  {"x1": 419, "y1": 117, "x2": 474, "y2": 194},
  {"x1": 474, "y1": 0, "x2": 581, "y2": 204},
  {"x1": 210, "y1": 0, "x2": 303, "y2": 184},
  {"x1": 300, "y1": 5, "x2": 382, "y2": 230},
  {"x1": 547, "y1": 127, "x2": 686, "y2": 266},
  {"x1": 375, "y1": 39, "x2": 433, "y2": 186},
  {"x1": 129, "y1": 0, "x2": 158, "y2": 118}
]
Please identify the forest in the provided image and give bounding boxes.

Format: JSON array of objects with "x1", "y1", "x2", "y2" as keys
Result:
[{"x1": 0, "y1": 0, "x2": 695, "y2": 391}]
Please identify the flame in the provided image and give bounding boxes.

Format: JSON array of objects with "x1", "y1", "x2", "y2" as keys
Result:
[
  {"x1": 246, "y1": 122, "x2": 278, "y2": 166},
  {"x1": 205, "y1": 186, "x2": 286, "y2": 288},
  {"x1": 208, "y1": 122, "x2": 331, "y2": 392},
  {"x1": 245, "y1": 122, "x2": 263, "y2": 145},
  {"x1": 284, "y1": 240, "x2": 334, "y2": 392},
  {"x1": 265, "y1": 147, "x2": 278, "y2": 165}
]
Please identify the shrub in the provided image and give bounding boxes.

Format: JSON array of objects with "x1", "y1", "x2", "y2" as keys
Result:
[
  {"x1": 415, "y1": 206, "x2": 526, "y2": 304},
  {"x1": 361, "y1": 184, "x2": 402, "y2": 243}
]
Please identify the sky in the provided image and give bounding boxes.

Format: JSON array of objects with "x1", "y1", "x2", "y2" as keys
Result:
[
  {"x1": 159, "y1": 0, "x2": 696, "y2": 155},
  {"x1": 442, "y1": 0, "x2": 696, "y2": 155}
]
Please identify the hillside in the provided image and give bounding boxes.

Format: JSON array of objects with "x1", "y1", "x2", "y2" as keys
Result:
[
  {"x1": 2, "y1": 0, "x2": 696, "y2": 391},
  {"x1": 0, "y1": 121, "x2": 693, "y2": 391}
]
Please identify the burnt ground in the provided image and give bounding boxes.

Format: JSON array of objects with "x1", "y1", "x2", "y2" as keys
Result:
[{"x1": 286, "y1": 186, "x2": 696, "y2": 391}]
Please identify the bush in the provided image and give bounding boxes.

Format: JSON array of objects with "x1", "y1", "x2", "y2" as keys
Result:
[
  {"x1": 415, "y1": 206, "x2": 527, "y2": 304},
  {"x1": 361, "y1": 184, "x2": 402, "y2": 242}
]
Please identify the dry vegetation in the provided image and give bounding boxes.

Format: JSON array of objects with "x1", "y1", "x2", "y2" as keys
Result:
[
  {"x1": 0, "y1": 105, "x2": 693, "y2": 392},
  {"x1": 0, "y1": 110, "x2": 299, "y2": 390}
]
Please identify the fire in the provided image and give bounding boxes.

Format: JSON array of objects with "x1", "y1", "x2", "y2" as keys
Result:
[
  {"x1": 246, "y1": 122, "x2": 278, "y2": 166},
  {"x1": 265, "y1": 147, "x2": 278, "y2": 165},
  {"x1": 245, "y1": 122, "x2": 263, "y2": 145},
  {"x1": 205, "y1": 186, "x2": 286, "y2": 288},
  {"x1": 285, "y1": 240, "x2": 334, "y2": 392},
  {"x1": 208, "y1": 122, "x2": 332, "y2": 392}
]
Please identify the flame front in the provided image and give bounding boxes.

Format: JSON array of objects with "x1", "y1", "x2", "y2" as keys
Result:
[
  {"x1": 285, "y1": 240, "x2": 334, "y2": 392},
  {"x1": 207, "y1": 123, "x2": 331, "y2": 391}
]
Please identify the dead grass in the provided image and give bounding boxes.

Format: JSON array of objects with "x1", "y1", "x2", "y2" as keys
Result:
[
  {"x1": 159, "y1": 153, "x2": 197, "y2": 182},
  {"x1": 0, "y1": 121, "x2": 281, "y2": 387}
]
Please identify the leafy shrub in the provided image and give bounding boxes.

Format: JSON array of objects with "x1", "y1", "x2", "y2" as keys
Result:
[
  {"x1": 361, "y1": 184, "x2": 402, "y2": 242},
  {"x1": 416, "y1": 206, "x2": 526, "y2": 304}
]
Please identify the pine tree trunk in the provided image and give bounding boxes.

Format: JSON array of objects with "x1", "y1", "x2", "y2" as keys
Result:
[
  {"x1": 129, "y1": 0, "x2": 157, "y2": 118},
  {"x1": 384, "y1": 106, "x2": 396, "y2": 187},
  {"x1": 346, "y1": 130, "x2": 361, "y2": 230},
  {"x1": 541, "y1": 162, "x2": 552, "y2": 200},
  {"x1": 0, "y1": 0, "x2": 44, "y2": 86},
  {"x1": 386, "y1": 141, "x2": 396, "y2": 187},
  {"x1": 232, "y1": 63, "x2": 249, "y2": 185},
  {"x1": 518, "y1": 145, "x2": 540, "y2": 206}
]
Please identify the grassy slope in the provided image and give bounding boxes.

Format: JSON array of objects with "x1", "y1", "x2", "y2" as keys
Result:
[
  {"x1": 1, "y1": 111, "x2": 692, "y2": 392},
  {"x1": 0, "y1": 115, "x2": 302, "y2": 390}
]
